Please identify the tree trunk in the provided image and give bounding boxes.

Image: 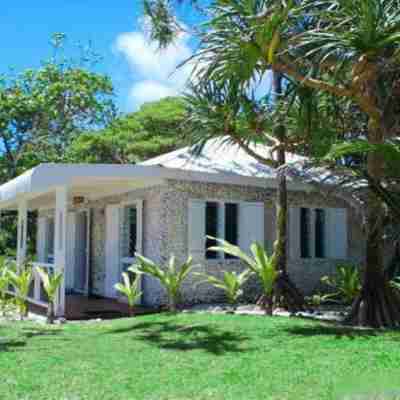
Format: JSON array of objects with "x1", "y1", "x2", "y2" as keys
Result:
[
  {"x1": 269, "y1": 71, "x2": 306, "y2": 313},
  {"x1": 128, "y1": 306, "x2": 136, "y2": 317},
  {"x1": 346, "y1": 120, "x2": 400, "y2": 328},
  {"x1": 47, "y1": 302, "x2": 55, "y2": 324}
]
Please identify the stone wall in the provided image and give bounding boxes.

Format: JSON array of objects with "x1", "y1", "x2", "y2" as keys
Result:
[{"x1": 154, "y1": 179, "x2": 366, "y2": 305}]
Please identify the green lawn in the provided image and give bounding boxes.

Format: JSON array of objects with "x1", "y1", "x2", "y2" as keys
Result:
[{"x1": 1, "y1": 313, "x2": 400, "y2": 400}]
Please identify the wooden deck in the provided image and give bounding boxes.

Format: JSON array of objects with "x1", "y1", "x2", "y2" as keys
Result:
[{"x1": 29, "y1": 295, "x2": 156, "y2": 320}]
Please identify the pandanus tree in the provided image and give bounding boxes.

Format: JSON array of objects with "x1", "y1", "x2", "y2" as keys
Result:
[
  {"x1": 144, "y1": 0, "x2": 400, "y2": 327},
  {"x1": 183, "y1": 80, "x2": 313, "y2": 312}
]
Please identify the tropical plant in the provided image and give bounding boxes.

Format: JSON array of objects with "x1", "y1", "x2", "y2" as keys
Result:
[
  {"x1": 8, "y1": 264, "x2": 33, "y2": 320},
  {"x1": 36, "y1": 267, "x2": 63, "y2": 324},
  {"x1": 391, "y1": 278, "x2": 400, "y2": 292},
  {"x1": 114, "y1": 272, "x2": 142, "y2": 317},
  {"x1": 321, "y1": 265, "x2": 362, "y2": 306},
  {"x1": 0, "y1": 260, "x2": 13, "y2": 316},
  {"x1": 208, "y1": 238, "x2": 278, "y2": 315},
  {"x1": 131, "y1": 254, "x2": 194, "y2": 312},
  {"x1": 196, "y1": 269, "x2": 251, "y2": 311}
]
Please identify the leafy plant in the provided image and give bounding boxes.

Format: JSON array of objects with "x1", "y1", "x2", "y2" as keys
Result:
[
  {"x1": 208, "y1": 237, "x2": 278, "y2": 315},
  {"x1": 36, "y1": 267, "x2": 63, "y2": 324},
  {"x1": 0, "y1": 260, "x2": 13, "y2": 316},
  {"x1": 196, "y1": 269, "x2": 251, "y2": 311},
  {"x1": 114, "y1": 272, "x2": 142, "y2": 317},
  {"x1": 131, "y1": 254, "x2": 194, "y2": 312},
  {"x1": 321, "y1": 264, "x2": 361, "y2": 305},
  {"x1": 8, "y1": 264, "x2": 33, "y2": 320},
  {"x1": 390, "y1": 278, "x2": 400, "y2": 292}
]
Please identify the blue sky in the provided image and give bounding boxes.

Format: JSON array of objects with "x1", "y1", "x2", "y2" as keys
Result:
[{"x1": 1, "y1": 1, "x2": 271, "y2": 113}]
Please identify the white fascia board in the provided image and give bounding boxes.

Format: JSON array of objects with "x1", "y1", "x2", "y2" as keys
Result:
[{"x1": 0, "y1": 163, "x2": 312, "y2": 210}]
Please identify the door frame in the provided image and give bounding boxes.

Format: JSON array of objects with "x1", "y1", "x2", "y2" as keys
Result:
[{"x1": 105, "y1": 200, "x2": 143, "y2": 300}]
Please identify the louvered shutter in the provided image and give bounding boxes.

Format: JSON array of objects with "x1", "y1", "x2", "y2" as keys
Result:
[
  {"x1": 188, "y1": 200, "x2": 206, "y2": 260},
  {"x1": 326, "y1": 208, "x2": 348, "y2": 259},
  {"x1": 239, "y1": 202, "x2": 265, "y2": 254}
]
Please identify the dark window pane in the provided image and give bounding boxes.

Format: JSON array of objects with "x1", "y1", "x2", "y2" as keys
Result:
[
  {"x1": 315, "y1": 209, "x2": 325, "y2": 258},
  {"x1": 225, "y1": 203, "x2": 238, "y2": 259},
  {"x1": 128, "y1": 207, "x2": 137, "y2": 257},
  {"x1": 300, "y1": 208, "x2": 311, "y2": 258},
  {"x1": 205, "y1": 202, "x2": 219, "y2": 259}
]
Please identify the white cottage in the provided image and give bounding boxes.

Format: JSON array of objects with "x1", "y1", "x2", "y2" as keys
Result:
[{"x1": 0, "y1": 139, "x2": 365, "y2": 317}]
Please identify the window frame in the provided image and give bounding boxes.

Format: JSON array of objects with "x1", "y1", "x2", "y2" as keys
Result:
[
  {"x1": 298, "y1": 207, "x2": 330, "y2": 260},
  {"x1": 203, "y1": 199, "x2": 241, "y2": 261},
  {"x1": 120, "y1": 200, "x2": 143, "y2": 270}
]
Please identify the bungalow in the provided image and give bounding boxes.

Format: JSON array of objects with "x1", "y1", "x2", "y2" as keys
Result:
[{"x1": 0, "y1": 139, "x2": 365, "y2": 317}]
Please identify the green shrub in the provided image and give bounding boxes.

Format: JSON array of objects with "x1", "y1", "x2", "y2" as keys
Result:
[
  {"x1": 114, "y1": 272, "x2": 142, "y2": 316},
  {"x1": 131, "y1": 254, "x2": 194, "y2": 312},
  {"x1": 208, "y1": 237, "x2": 278, "y2": 315},
  {"x1": 321, "y1": 264, "x2": 361, "y2": 305},
  {"x1": 36, "y1": 267, "x2": 63, "y2": 324},
  {"x1": 196, "y1": 269, "x2": 251, "y2": 310},
  {"x1": 8, "y1": 263, "x2": 33, "y2": 320}
]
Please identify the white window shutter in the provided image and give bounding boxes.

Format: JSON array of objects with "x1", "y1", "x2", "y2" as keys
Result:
[
  {"x1": 239, "y1": 202, "x2": 265, "y2": 254},
  {"x1": 36, "y1": 217, "x2": 48, "y2": 263},
  {"x1": 105, "y1": 205, "x2": 121, "y2": 298},
  {"x1": 289, "y1": 207, "x2": 301, "y2": 259},
  {"x1": 326, "y1": 208, "x2": 348, "y2": 259},
  {"x1": 188, "y1": 200, "x2": 206, "y2": 260}
]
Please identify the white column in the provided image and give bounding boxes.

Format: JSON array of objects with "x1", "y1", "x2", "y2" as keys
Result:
[
  {"x1": 16, "y1": 200, "x2": 28, "y2": 267},
  {"x1": 54, "y1": 186, "x2": 68, "y2": 317}
]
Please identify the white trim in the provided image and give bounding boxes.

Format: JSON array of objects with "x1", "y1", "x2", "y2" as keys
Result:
[
  {"x1": 17, "y1": 200, "x2": 28, "y2": 266},
  {"x1": 54, "y1": 186, "x2": 68, "y2": 316},
  {"x1": 0, "y1": 162, "x2": 313, "y2": 210}
]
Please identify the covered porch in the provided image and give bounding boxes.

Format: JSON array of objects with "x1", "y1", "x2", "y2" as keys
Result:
[{"x1": 0, "y1": 163, "x2": 164, "y2": 318}]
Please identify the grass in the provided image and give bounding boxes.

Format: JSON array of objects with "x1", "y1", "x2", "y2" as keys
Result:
[{"x1": 1, "y1": 313, "x2": 400, "y2": 400}]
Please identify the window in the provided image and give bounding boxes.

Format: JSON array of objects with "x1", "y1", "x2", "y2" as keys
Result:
[
  {"x1": 205, "y1": 201, "x2": 239, "y2": 260},
  {"x1": 315, "y1": 209, "x2": 326, "y2": 258},
  {"x1": 205, "y1": 202, "x2": 219, "y2": 259},
  {"x1": 224, "y1": 203, "x2": 238, "y2": 259},
  {"x1": 122, "y1": 206, "x2": 138, "y2": 259},
  {"x1": 47, "y1": 218, "x2": 55, "y2": 263},
  {"x1": 300, "y1": 208, "x2": 311, "y2": 258},
  {"x1": 300, "y1": 208, "x2": 327, "y2": 259}
]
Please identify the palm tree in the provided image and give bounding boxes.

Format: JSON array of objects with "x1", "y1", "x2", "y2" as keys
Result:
[
  {"x1": 209, "y1": 237, "x2": 278, "y2": 315},
  {"x1": 184, "y1": 80, "x2": 310, "y2": 311},
  {"x1": 36, "y1": 267, "x2": 63, "y2": 324},
  {"x1": 0, "y1": 261, "x2": 11, "y2": 317},
  {"x1": 196, "y1": 269, "x2": 251, "y2": 311},
  {"x1": 131, "y1": 254, "x2": 194, "y2": 312},
  {"x1": 114, "y1": 272, "x2": 142, "y2": 317},
  {"x1": 8, "y1": 264, "x2": 32, "y2": 320}
]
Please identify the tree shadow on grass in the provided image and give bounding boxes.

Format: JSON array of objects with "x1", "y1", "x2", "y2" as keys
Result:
[
  {"x1": 0, "y1": 326, "x2": 64, "y2": 353},
  {"x1": 107, "y1": 321, "x2": 250, "y2": 355},
  {"x1": 284, "y1": 324, "x2": 380, "y2": 339}
]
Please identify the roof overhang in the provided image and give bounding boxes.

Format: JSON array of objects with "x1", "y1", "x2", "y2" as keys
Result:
[{"x1": 0, "y1": 163, "x2": 312, "y2": 210}]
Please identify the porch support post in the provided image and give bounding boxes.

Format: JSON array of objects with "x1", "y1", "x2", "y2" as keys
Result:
[
  {"x1": 54, "y1": 186, "x2": 68, "y2": 317},
  {"x1": 16, "y1": 200, "x2": 28, "y2": 267}
]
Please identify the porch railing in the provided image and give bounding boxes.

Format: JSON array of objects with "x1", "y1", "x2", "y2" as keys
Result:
[{"x1": 6, "y1": 260, "x2": 55, "y2": 309}]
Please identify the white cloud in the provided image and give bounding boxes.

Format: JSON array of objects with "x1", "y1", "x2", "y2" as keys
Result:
[{"x1": 115, "y1": 23, "x2": 194, "y2": 109}]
